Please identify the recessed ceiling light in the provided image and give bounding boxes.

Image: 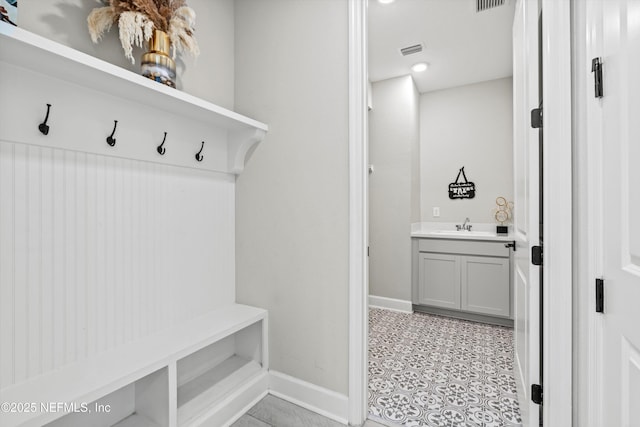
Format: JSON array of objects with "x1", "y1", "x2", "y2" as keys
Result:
[
  {"x1": 411, "y1": 62, "x2": 429, "y2": 72},
  {"x1": 378, "y1": 0, "x2": 395, "y2": 4}
]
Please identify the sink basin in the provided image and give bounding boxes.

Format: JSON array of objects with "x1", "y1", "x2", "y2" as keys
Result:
[{"x1": 430, "y1": 230, "x2": 496, "y2": 237}]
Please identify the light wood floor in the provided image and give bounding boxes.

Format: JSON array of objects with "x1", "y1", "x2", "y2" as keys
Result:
[{"x1": 232, "y1": 394, "x2": 386, "y2": 427}]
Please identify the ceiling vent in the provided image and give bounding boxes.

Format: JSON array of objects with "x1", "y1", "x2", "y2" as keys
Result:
[
  {"x1": 400, "y1": 43, "x2": 424, "y2": 56},
  {"x1": 476, "y1": 0, "x2": 506, "y2": 12}
]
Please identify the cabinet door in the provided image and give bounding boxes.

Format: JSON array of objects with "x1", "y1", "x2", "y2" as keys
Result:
[
  {"x1": 461, "y1": 256, "x2": 510, "y2": 317},
  {"x1": 417, "y1": 253, "x2": 460, "y2": 310}
]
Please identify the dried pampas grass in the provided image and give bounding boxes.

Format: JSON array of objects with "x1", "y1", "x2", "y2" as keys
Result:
[
  {"x1": 87, "y1": 6, "x2": 117, "y2": 43},
  {"x1": 87, "y1": 0, "x2": 199, "y2": 64},
  {"x1": 118, "y1": 11, "x2": 155, "y2": 63},
  {"x1": 168, "y1": 6, "x2": 199, "y2": 59}
]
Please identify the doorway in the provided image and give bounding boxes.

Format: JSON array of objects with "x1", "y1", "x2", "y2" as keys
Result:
[
  {"x1": 366, "y1": 0, "x2": 523, "y2": 425},
  {"x1": 348, "y1": 0, "x2": 573, "y2": 426}
]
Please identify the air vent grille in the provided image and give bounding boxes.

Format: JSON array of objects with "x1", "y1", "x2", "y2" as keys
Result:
[
  {"x1": 476, "y1": 0, "x2": 505, "y2": 12},
  {"x1": 400, "y1": 43, "x2": 423, "y2": 56}
]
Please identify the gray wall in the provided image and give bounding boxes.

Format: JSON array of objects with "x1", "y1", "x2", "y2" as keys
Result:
[
  {"x1": 369, "y1": 76, "x2": 420, "y2": 301},
  {"x1": 420, "y1": 77, "x2": 514, "y2": 224},
  {"x1": 234, "y1": 0, "x2": 349, "y2": 395},
  {"x1": 18, "y1": 0, "x2": 235, "y2": 109}
]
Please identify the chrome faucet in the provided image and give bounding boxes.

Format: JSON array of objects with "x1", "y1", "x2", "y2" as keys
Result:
[{"x1": 456, "y1": 217, "x2": 472, "y2": 231}]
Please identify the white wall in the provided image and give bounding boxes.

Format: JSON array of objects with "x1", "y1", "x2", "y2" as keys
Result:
[
  {"x1": 234, "y1": 0, "x2": 349, "y2": 395},
  {"x1": 420, "y1": 77, "x2": 514, "y2": 224},
  {"x1": 369, "y1": 76, "x2": 420, "y2": 301},
  {"x1": 18, "y1": 0, "x2": 235, "y2": 109}
]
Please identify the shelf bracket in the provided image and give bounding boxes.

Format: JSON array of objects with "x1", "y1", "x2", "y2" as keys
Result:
[{"x1": 228, "y1": 128, "x2": 267, "y2": 175}]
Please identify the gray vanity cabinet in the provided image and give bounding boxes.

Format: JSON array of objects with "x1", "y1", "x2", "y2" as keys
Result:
[{"x1": 412, "y1": 238, "x2": 513, "y2": 325}]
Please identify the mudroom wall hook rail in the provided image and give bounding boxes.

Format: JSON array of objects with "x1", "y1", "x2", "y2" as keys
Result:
[
  {"x1": 106, "y1": 120, "x2": 118, "y2": 147},
  {"x1": 157, "y1": 132, "x2": 167, "y2": 155},
  {"x1": 39, "y1": 103, "x2": 52, "y2": 135},
  {"x1": 195, "y1": 141, "x2": 205, "y2": 162}
]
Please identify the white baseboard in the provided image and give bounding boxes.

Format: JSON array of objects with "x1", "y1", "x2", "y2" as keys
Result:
[
  {"x1": 268, "y1": 370, "x2": 349, "y2": 425},
  {"x1": 368, "y1": 295, "x2": 413, "y2": 313}
]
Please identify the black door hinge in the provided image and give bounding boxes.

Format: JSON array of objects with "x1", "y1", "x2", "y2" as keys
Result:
[
  {"x1": 367, "y1": 246, "x2": 370, "y2": 257},
  {"x1": 596, "y1": 278, "x2": 604, "y2": 313},
  {"x1": 532, "y1": 245, "x2": 543, "y2": 266},
  {"x1": 592, "y1": 57, "x2": 603, "y2": 98},
  {"x1": 531, "y1": 107, "x2": 543, "y2": 129},
  {"x1": 531, "y1": 384, "x2": 543, "y2": 405}
]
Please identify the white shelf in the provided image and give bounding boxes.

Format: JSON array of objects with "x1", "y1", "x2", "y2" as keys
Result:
[
  {"x1": 177, "y1": 357, "x2": 262, "y2": 425},
  {"x1": 0, "y1": 304, "x2": 267, "y2": 427},
  {"x1": 178, "y1": 356, "x2": 253, "y2": 408},
  {"x1": 0, "y1": 22, "x2": 266, "y2": 131},
  {"x1": 0, "y1": 21, "x2": 267, "y2": 174}
]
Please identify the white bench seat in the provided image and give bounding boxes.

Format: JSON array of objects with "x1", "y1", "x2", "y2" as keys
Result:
[{"x1": 0, "y1": 304, "x2": 267, "y2": 427}]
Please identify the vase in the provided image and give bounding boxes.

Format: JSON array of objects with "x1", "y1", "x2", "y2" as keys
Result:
[{"x1": 141, "y1": 30, "x2": 176, "y2": 88}]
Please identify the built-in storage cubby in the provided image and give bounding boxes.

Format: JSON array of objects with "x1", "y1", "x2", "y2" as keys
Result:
[
  {"x1": 412, "y1": 237, "x2": 514, "y2": 326},
  {"x1": 1, "y1": 305, "x2": 268, "y2": 427},
  {"x1": 177, "y1": 322, "x2": 262, "y2": 425},
  {"x1": 45, "y1": 368, "x2": 169, "y2": 427}
]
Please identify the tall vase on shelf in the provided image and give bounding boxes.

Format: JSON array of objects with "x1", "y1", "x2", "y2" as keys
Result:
[
  {"x1": 141, "y1": 30, "x2": 176, "y2": 89},
  {"x1": 88, "y1": 1, "x2": 199, "y2": 91}
]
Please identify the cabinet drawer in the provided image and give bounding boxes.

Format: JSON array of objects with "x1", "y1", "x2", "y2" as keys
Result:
[{"x1": 417, "y1": 238, "x2": 510, "y2": 257}]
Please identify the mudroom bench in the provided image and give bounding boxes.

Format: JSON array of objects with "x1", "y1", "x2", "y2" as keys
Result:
[{"x1": 0, "y1": 304, "x2": 268, "y2": 427}]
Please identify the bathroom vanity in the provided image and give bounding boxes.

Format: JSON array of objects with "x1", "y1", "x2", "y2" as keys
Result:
[{"x1": 411, "y1": 225, "x2": 515, "y2": 326}]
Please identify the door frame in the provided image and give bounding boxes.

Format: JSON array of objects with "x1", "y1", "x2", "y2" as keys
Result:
[
  {"x1": 346, "y1": 0, "x2": 573, "y2": 425},
  {"x1": 347, "y1": 0, "x2": 369, "y2": 425},
  {"x1": 540, "y1": 0, "x2": 573, "y2": 425}
]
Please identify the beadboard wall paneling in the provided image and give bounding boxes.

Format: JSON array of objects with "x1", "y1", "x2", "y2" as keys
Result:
[{"x1": 0, "y1": 141, "x2": 235, "y2": 389}]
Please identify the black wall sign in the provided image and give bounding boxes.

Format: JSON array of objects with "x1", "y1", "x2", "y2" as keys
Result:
[{"x1": 448, "y1": 167, "x2": 476, "y2": 199}]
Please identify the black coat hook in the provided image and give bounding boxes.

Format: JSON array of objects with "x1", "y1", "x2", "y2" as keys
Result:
[
  {"x1": 157, "y1": 132, "x2": 167, "y2": 155},
  {"x1": 195, "y1": 141, "x2": 205, "y2": 162},
  {"x1": 38, "y1": 103, "x2": 52, "y2": 135},
  {"x1": 106, "y1": 120, "x2": 118, "y2": 147}
]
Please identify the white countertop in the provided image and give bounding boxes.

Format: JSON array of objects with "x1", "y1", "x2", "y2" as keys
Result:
[{"x1": 411, "y1": 222, "x2": 515, "y2": 242}]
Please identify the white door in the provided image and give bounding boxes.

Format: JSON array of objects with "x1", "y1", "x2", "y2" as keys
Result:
[
  {"x1": 512, "y1": 1, "x2": 541, "y2": 426},
  {"x1": 588, "y1": 1, "x2": 640, "y2": 425}
]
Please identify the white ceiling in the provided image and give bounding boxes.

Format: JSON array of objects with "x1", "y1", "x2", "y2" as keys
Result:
[{"x1": 368, "y1": 0, "x2": 516, "y2": 93}]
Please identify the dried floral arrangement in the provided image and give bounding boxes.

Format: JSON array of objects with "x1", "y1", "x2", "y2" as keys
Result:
[{"x1": 88, "y1": 0, "x2": 200, "y2": 64}]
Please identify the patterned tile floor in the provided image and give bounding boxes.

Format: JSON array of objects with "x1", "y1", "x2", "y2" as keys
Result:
[{"x1": 368, "y1": 308, "x2": 522, "y2": 427}]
